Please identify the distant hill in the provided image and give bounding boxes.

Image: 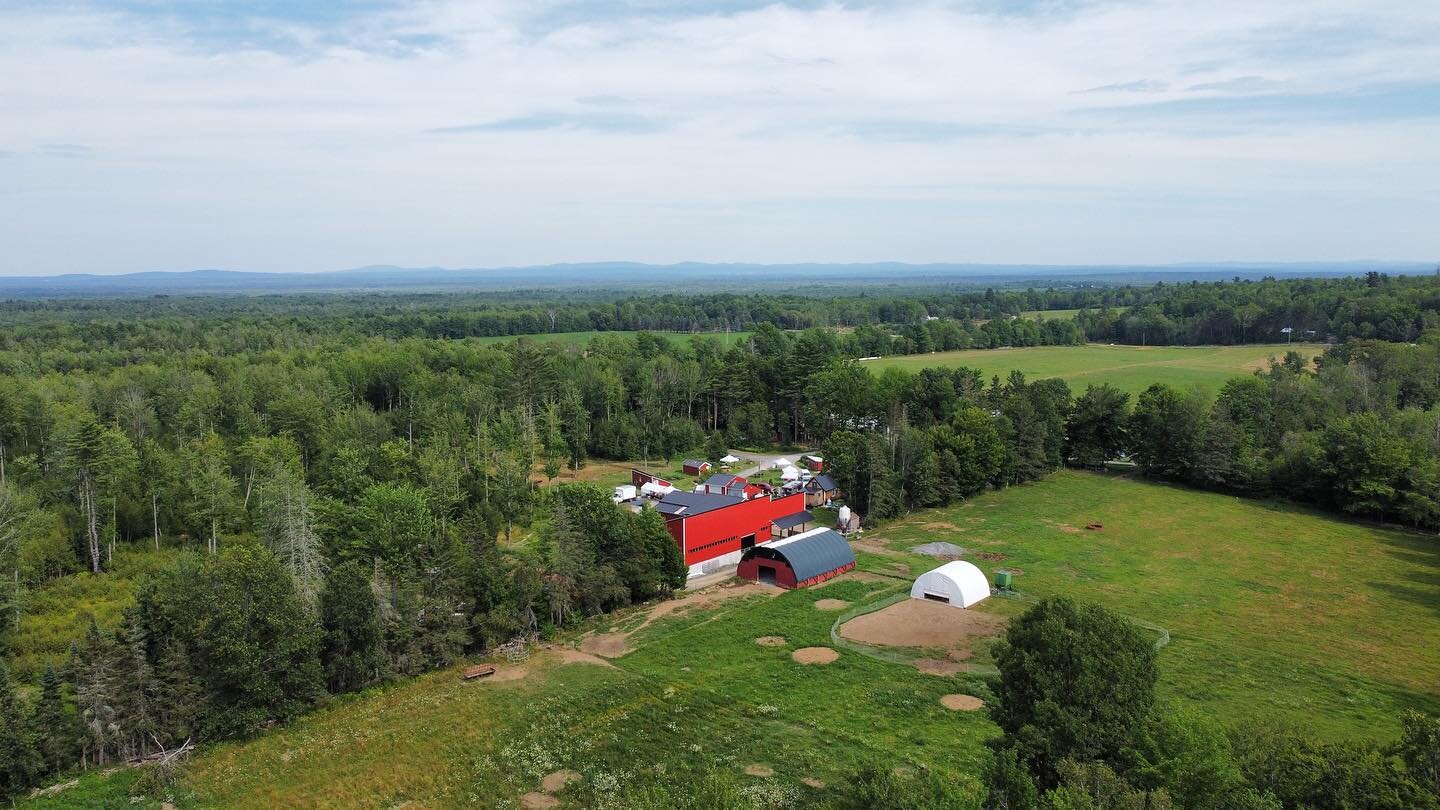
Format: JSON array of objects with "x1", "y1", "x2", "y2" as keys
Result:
[{"x1": 0, "y1": 261, "x2": 1430, "y2": 298}]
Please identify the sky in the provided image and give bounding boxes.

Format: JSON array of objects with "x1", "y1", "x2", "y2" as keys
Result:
[{"x1": 1, "y1": 0, "x2": 1438, "y2": 275}]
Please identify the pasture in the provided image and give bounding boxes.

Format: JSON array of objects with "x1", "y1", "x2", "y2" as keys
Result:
[
  {"x1": 863, "y1": 342, "x2": 1323, "y2": 395},
  {"x1": 21, "y1": 470, "x2": 1438, "y2": 807}
]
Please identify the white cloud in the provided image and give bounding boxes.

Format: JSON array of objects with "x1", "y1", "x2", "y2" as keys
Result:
[{"x1": 0, "y1": 0, "x2": 1437, "y2": 274}]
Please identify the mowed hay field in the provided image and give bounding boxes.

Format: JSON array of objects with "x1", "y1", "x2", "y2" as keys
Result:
[
  {"x1": 864, "y1": 343, "x2": 1323, "y2": 395},
  {"x1": 23, "y1": 471, "x2": 1438, "y2": 807},
  {"x1": 858, "y1": 470, "x2": 1440, "y2": 739}
]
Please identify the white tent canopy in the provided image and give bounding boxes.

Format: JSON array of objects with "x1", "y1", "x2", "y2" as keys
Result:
[
  {"x1": 780, "y1": 465, "x2": 801, "y2": 481},
  {"x1": 910, "y1": 561, "x2": 990, "y2": 608},
  {"x1": 720, "y1": 454, "x2": 740, "y2": 463},
  {"x1": 772, "y1": 457, "x2": 794, "y2": 467}
]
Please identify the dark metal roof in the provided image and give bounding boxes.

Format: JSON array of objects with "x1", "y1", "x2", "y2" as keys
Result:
[
  {"x1": 807, "y1": 474, "x2": 837, "y2": 492},
  {"x1": 681, "y1": 458, "x2": 709, "y2": 469},
  {"x1": 772, "y1": 510, "x2": 814, "y2": 530},
  {"x1": 656, "y1": 490, "x2": 743, "y2": 517},
  {"x1": 703, "y1": 473, "x2": 743, "y2": 488},
  {"x1": 744, "y1": 528, "x2": 854, "y2": 582}
]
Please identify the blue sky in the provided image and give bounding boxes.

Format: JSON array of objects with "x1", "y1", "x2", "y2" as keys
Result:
[{"x1": 0, "y1": 0, "x2": 1437, "y2": 275}]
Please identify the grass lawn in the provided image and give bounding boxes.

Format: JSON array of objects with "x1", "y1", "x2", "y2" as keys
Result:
[
  {"x1": 1020, "y1": 306, "x2": 1130, "y2": 320},
  {"x1": 864, "y1": 342, "x2": 1323, "y2": 396},
  {"x1": 861, "y1": 470, "x2": 1440, "y2": 739},
  {"x1": 21, "y1": 471, "x2": 1437, "y2": 806},
  {"x1": 468, "y1": 330, "x2": 753, "y2": 350}
]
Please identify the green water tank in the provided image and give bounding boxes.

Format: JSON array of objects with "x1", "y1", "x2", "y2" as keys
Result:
[{"x1": 995, "y1": 571, "x2": 1012, "y2": 590}]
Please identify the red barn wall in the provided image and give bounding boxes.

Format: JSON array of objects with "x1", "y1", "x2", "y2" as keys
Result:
[
  {"x1": 737, "y1": 556, "x2": 798, "y2": 588},
  {"x1": 677, "y1": 492, "x2": 805, "y2": 567}
]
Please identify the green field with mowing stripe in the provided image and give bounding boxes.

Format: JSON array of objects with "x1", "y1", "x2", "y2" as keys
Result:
[{"x1": 864, "y1": 342, "x2": 1323, "y2": 395}]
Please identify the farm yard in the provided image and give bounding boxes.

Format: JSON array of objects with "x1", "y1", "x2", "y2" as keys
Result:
[
  {"x1": 25, "y1": 469, "x2": 1438, "y2": 808},
  {"x1": 863, "y1": 342, "x2": 1323, "y2": 395}
]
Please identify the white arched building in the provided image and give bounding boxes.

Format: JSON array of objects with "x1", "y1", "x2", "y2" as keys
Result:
[{"x1": 910, "y1": 561, "x2": 991, "y2": 608}]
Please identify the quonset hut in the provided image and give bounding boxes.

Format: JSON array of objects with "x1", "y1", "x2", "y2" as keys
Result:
[
  {"x1": 737, "y1": 528, "x2": 856, "y2": 588},
  {"x1": 910, "y1": 561, "x2": 990, "y2": 608}
]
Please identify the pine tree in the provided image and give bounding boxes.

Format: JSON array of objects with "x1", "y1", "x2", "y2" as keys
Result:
[
  {"x1": 70, "y1": 620, "x2": 119, "y2": 766},
  {"x1": 111, "y1": 613, "x2": 160, "y2": 760},
  {"x1": 31, "y1": 663, "x2": 79, "y2": 777},
  {"x1": 152, "y1": 640, "x2": 203, "y2": 748},
  {"x1": 0, "y1": 661, "x2": 39, "y2": 796},
  {"x1": 319, "y1": 561, "x2": 385, "y2": 694}
]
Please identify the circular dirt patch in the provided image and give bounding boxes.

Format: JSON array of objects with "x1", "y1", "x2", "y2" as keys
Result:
[
  {"x1": 521, "y1": 793, "x2": 559, "y2": 809},
  {"x1": 802, "y1": 777, "x2": 827, "y2": 789},
  {"x1": 814, "y1": 599, "x2": 850, "y2": 611},
  {"x1": 839, "y1": 599, "x2": 1006, "y2": 649},
  {"x1": 913, "y1": 658, "x2": 966, "y2": 676},
  {"x1": 486, "y1": 665, "x2": 532, "y2": 683},
  {"x1": 541, "y1": 770, "x2": 581, "y2": 793},
  {"x1": 755, "y1": 636, "x2": 787, "y2": 647},
  {"x1": 579, "y1": 632, "x2": 629, "y2": 658},
  {"x1": 792, "y1": 647, "x2": 839, "y2": 665},
  {"x1": 745, "y1": 764, "x2": 775, "y2": 777},
  {"x1": 940, "y1": 694, "x2": 985, "y2": 711}
]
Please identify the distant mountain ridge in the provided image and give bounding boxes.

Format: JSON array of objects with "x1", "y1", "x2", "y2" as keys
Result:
[{"x1": 0, "y1": 260, "x2": 1430, "y2": 298}]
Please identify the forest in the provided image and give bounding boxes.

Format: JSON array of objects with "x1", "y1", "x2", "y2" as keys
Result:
[{"x1": 0, "y1": 276, "x2": 1438, "y2": 803}]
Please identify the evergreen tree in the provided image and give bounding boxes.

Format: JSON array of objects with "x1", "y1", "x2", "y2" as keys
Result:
[
  {"x1": 70, "y1": 619, "x2": 119, "y2": 766},
  {"x1": 319, "y1": 561, "x2": 385, "y2": 694},
  {"x1": 0, "y1": 661, "x2": 39, "y2": 796},
  {"x1": 31, "y1": 664, "x2": 79, "y2": 777}
]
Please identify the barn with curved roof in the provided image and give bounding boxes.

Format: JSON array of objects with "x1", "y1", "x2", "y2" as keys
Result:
[{"x1": 738, "y1": 528, "x2": 856, "y2": 588}]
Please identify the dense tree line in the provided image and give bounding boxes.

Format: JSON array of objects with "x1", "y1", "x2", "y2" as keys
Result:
[{"x1": 2, "y1": 273, "x2": 1436, "y2": 363}]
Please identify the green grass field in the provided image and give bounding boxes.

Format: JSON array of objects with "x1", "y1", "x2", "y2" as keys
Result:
[
  {"x1": 864, "y1": 342, "x2": 1323, "y2": 395},
  {"x1": 21, "y1": 471, "x2": 1439, "y2": 807},
  {"x1": 468, "y1": 330, "x2": 753, "y2": 349},
  {"x1": 1020, "y1": 306, "x2": 1129, "y2": 320}
]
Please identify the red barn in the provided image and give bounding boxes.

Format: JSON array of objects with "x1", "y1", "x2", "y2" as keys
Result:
[
  {"x1": 738, "y1": 528, "x2": 855, "y2": 588},
  {"x1": 803, "y1": 454, "x2": 825, "y2": 472},
  {"x1": 682, "y1": 459, "x2": 712, "y2": 476},
  {"x1": 656, "y1": 490, "x2": 806, "y2": 578}
]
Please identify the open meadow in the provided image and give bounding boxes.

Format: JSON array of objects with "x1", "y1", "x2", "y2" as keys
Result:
[
  {"x1": 23, "y1": 469, "x2": 1437, "y2": 808},
  {"x1": 863, "y1": 342, "x2": 1323, "y2": 395}
]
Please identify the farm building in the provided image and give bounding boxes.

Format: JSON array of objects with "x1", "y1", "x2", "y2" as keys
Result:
[
  {"x1": 803, "y1": 454, "x2": 824, "y2": 472},
  {"x1": 772, "y1": 509, "x2": 814, "y2": 538},
  {"x1": 738, "y1": 528, "x2": 856, "y2": 588},
  {"x1": 656, "y1": 489, "x2": 807, "y2": 577},
  {"x1": 631, "y1": 468, "x2": 676, "y2": 490},
  {"x1": 682, "y1": 459, "x2": 712, "y2": 476},
  {"x1": 910, "y1": 561, "x2": 990, "y2": 608},
  {"x1": 701, "y1": 472, "x2": 748, "y2": 497},
  {"x1": 804, "y1": 474, "x2": 839, "y2": 507}
]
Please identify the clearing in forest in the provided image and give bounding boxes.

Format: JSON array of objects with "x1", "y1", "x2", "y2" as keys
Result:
[{"x1": 864, "y1": 342, "x2": 1324, "y2": 395}]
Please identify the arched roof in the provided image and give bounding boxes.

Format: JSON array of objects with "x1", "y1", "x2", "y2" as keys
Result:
[
  {"x1": 910, "y1": 561, "x2": 990, "y2": 608},
  {"x1": 742, "y1": 528, "x2": 855, "y2": 582}
]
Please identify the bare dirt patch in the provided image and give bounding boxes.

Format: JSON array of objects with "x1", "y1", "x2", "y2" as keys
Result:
[
  {"x1": 947, "y1": 648, "x2": 974, "y2": 662},
  {"x1": 541, "y1": 770, "x2": 581, "y2": 793},
  {"x1": 579, "y1": 632, "x2": 630, "y2": 658},
  {"x1": 913, "y1": 658, "x2": 966, "y2": 676},
  {"x1": 745, "y1": 764, "x2": 775, "y2": 777},
  {"x1": 840, "y1": 598, "x2": 1006, "y2": 649},
  {"x1": 974, "y1": 551, "x2": 1008, "y2": 562},
  {"x1": 839, "y1": 571, "x2": 887, "y2": 583},
  {"x1": 792, "y1": 647, "x2": 839, "y2": 665},
  {"x1": 521, "y1": 792, "x2": 560, "y2": 808},
  {"x1": 1055, "y1": 523, "x2": 1082, "y2": 534},
  {"x1": 555, "y1": 649, "x2": 617, "y2": 669},
  {"x1": 755, "y1": 636, "x2": 788, "y2": 647},
  {"x1": 487, "y1": 664, "x2": 534, "y2": 683},
  {"x1": 802, "y1": 777, "x2": 827, "y2": 789},
  {"x1": 940, "y1": 694, "x2": 985, "y2": 711},
  {"x1": 814, "y1": 599, "x2": 850, "y2": 611},
  {"x1": 889, "y1": 562, "x2": 911, "y2": 575},
  {"x1": 852, "y1": 539, "x2": 903, "y2": 557}
]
